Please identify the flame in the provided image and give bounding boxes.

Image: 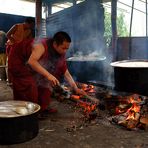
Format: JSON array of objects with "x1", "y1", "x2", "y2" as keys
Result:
[
  {"x1": 71, "y1": 94, "x2": 97, "y2": 114},
  {"x1": 81, "y1": 84, "x2": 95, "y2": 93},
  {"x1": 115, "y1": 95, "x2": 142, "y2": 121},
  {"x1": 126, "y1": 101, "x2": 141, "y2": 120},
  {"x1": 128, "y1": 95, "x2": 142, "y2": 104},
  {"x1": 127, "y1": 96, "x2": 141, "y2": 112},
  {"x1": 126, "y1": 111, "x2": 135, "y2": 120},
  {"x1": 116, "y1": 95, "x2": 141, "y2": 121},
  {"x1": 115, "y1": 107, "x2": 124, "y2": 114},
  {"x1": 80, "y1": 84, "x2": 97, "y2": 114},
  {"x1": 78, "y1": 101, "x2": 97, "y2": 114},
  {"x1": 70, "y1": 83, "x2": 97, "y2": 115}
]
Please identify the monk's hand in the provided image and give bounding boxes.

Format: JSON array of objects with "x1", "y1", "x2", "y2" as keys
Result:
[{"x1": 47, "y1": 74, "x2": 60, "y2": 86}]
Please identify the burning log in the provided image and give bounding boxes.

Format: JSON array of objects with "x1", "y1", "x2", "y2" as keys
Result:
[
  {"x1": 126, "y1": 119, "x2": 139, "y2": 130},
  {"x1": 52, "y1": 83, "x2": 99, "y2": 120},
  {"x1": 115, "y1": 103, "x2": 133, "y2": 115},
  {"x1": 140, "y1": 117, "x2": 148, "y2": 130},
  {"x1": 69, "y1": 94, "x2": 99, "y2": 122},
  {"x1": 71, "y1": 94, "x2": 97, "y2": 115},
  {"x1": 140, "y1": 117, "x2": 148, "y2": 125},
  {"x1": 111, "y1": 112, "x2": 140, "y2": 130},
  {"x1": 71, "y1": 95, "x2": 80, "y2": 100}
]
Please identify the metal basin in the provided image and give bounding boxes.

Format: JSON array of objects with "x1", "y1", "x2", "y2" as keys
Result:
[{"x1": 0, "y1": 100, "x2": 40, "y2": 144}]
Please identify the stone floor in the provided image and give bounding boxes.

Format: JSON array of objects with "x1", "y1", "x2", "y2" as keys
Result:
[{"x1": 0, "y1": 80, "x2": 147, "y2": 148}]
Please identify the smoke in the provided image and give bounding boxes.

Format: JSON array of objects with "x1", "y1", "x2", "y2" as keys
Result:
[{"x1": 45, "y1": 0, "x2": 114, "y2": 85}]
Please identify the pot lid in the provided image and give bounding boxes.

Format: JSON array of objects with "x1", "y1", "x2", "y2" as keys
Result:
[
  {"x1": 0, "y1": 100, "x2": 40, "y2": 118},
  {"x1": 110, "y1": 59, "x2": 148, "y2": 68}
]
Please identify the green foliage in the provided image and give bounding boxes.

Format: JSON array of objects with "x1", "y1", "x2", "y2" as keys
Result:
[
  {"x1": 117, "y1": 13, "x2": 129, "y2": 36},
  {"x1": 104, "y1": 10, "x2": 129, "y2": 47}
]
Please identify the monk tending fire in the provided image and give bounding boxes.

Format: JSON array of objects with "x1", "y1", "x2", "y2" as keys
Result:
[{"x1": 8, "y1": 31, "x2": 99, "y2": 116}]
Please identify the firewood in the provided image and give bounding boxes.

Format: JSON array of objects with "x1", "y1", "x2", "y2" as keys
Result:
[
  {"x1": 118, "y1": 119, "x2": 128, "y2": 127},
  {"x1": 140, "y1": 117, "x2": 148, "y2": 125},
  {"x1": 134, "y1": 112, "x2": 140, "y2": 121},
  {"x1": 71, "y1": 95, "x2": 80, "y2": 100},
  {"x1": 118, "y1": 103, "x2": 132, "y2": 110},
  {"x1": 127, "y1": 119, "x2": 139, "y2": 129}
]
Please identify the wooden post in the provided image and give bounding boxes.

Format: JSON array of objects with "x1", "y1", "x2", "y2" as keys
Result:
[
  {"x1": 128, "y1": 0, "x2": 134, "y2": 59},
  {"x1": 111, "y1": 0, "x2": 117, "y2": 61},
  {"x1": 35, "y1": 0, "x2": 42, "y2": 37},
  {"x1": 146, "y1": 0, "x2": 148, "y2": 36}
]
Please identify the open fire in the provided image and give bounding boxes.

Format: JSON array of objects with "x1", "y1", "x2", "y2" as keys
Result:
[
  {"x1": 111, "y1": 94, "x2": 148, "y2": 130},
  {"x1": 52, "y1": 83, "x2": 98, "y2": 119},
  {"x1": 52, "y1": 82, "x2": 148, "y2": 130}
]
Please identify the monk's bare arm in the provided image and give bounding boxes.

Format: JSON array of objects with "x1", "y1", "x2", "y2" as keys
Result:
[{"x1": 28, "y1": 43, "x2": 59, "y2": 86}]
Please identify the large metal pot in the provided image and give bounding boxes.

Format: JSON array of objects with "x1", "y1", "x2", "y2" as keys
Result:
[
  {"x1": 0, "y1": 100, "x2": 40, "y2": 144},
  {"x1": 67, "y1": 56, "x2": 106, "y2": 82},
  {"x1": 111, "y1": 59, "x2": 148, "y2": 96}
]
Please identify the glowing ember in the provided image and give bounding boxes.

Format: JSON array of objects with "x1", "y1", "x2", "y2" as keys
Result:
[
  {"x1": 77, "y1": 101, "x2": 97, "y2": 114},
  {"x1": 68, "y1": 83, "x2": 99, "y2": 117},
  {"x1": 81, "y1": 84, "x2": 96, "y2": 93},
  {"x1": 71, "y1": 94, "x2": 97, "y2": 116}
]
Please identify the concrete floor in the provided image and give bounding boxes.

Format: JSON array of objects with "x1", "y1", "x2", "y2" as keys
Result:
[{"x1": 0, "y1": 80, "x2": 147, "y2": 148}]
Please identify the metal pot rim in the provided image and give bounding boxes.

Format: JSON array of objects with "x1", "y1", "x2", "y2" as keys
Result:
[
  {"x1": 67, "y1": 56, "x2": 106, "y2": 61},
  {"x1": 0, "y1": 100, "x2": 40, "y2": 118},
  {"x1": 110, "y1": 59, "x2": 148, "y2": 68}
]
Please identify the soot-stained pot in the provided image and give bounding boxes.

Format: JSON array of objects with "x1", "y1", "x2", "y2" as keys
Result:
[
  {"x1": 0, "y1": 100, "x2": 40, "y2": 144},
  {"x1": 111, "y1": 59, "x2": 148, "y2": 96}
]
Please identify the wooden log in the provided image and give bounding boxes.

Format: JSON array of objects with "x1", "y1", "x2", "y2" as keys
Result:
[
  {"x1": 140, "y1": 117, "x2": 148, "y2": 125},
  {"x1": 127, "y1": 119, "x2": 139, "y2": 129}
]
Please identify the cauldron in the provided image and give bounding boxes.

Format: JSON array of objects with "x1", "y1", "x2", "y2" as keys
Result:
[
  {"x1": 67, "y1": 56, "x2": 106, "y2": 83},
  {"x1": 0, "y1": 100, "x2": 40, "y2": 144},
  {"x1": 111, "y1": 59, "x2": 148, "y2": 96}
]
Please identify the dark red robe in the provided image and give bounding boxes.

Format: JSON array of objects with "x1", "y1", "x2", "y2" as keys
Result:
[{"x1": 8, "y1": 39, "x2": 67, "y2": 111}]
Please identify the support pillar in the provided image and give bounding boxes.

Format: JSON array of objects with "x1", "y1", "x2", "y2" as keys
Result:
[
  {"x1": 111, "y1": 0, "x2": 117, "y2": 61},
  {"x1": 35, "y1": 0, "x2": 42, "y2": 37}
]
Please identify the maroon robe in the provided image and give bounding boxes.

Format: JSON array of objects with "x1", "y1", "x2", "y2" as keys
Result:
[{"x1": 8, "y1": 39, "x2": 67, "y2": 111}]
